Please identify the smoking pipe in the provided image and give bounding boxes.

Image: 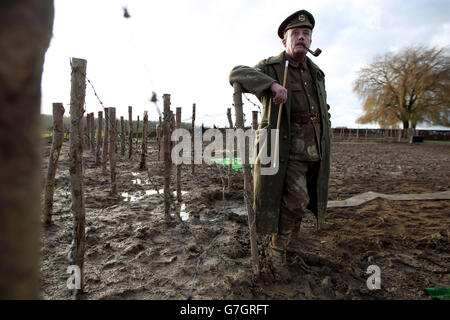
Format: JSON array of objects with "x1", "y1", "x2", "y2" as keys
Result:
[
  {"x1": 302, "y1": 44, "x2": 322, "y2": 57},
  {"x1": 306, "y1": 46, "x2": 322, "y2": 57}
]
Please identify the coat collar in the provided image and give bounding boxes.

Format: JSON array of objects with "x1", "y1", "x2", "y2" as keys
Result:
[{"x1": 266, "y1": 51, "x2": 325, "y2": 80}]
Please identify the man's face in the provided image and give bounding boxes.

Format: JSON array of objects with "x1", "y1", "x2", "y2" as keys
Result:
[{"x1": 282, "y1": 27, "x2": 312, "y2": 60}]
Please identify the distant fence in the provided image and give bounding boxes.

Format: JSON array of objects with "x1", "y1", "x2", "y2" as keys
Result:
[{"x1": 331, "y1": 128, "x2": 450, "y2": 142}]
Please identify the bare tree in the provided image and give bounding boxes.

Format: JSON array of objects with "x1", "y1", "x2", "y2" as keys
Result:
[{"x1": 354, "y1": 46, "x2": 449, "y2": 129}]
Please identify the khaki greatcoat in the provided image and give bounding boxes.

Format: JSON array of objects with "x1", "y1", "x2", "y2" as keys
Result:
[{"x1": 229, "y1": 51, "x2": 331, "y2": 234}]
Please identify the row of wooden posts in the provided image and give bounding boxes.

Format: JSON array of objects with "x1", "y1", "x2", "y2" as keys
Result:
[
  {"x1": 42, "y1": 58, "x2": 190, "y2": 292},
  {"x1": 42, "y1": 58, "x2": 261, "y2": 293},
  {"x1": 333, "y1": 127, "x2": 418, "y2": 140}
]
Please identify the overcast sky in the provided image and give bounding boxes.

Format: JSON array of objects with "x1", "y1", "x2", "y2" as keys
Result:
[{"x1": 41, "y1": 0, "x2": 450, "y2": 129}]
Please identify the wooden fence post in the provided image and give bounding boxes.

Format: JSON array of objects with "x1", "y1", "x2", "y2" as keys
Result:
[
  {"x1": 90, "y1": 112, "x2": 95, "y2": 154},
  {"x1": 120, "y1": 116, "x2": 125, "y2": 156},
  {"x1": 227, "y1": 108, "x2": 234, "y2": 192},
  {"x1": 251, "y1": 110, "x2": 258, "y2": 178},
  {"x1": 109, "y1": 108, "x2": 117, "y2": 194},
  {"x1": 252, "y1": 111, "x2": 258, "y2": 130},
  {"x1": 176, "y1": 107, "x2": 182, "y2": 218},
  {"x1": 115, "y1": 119, "x2": 119, "y2": 153},
  {"x1": 102, "y1": 108, "x2": 109, "y2": 174},
  {"x1": 227, "y1": 107, "x2": 233, "y2": 128},
  {"x1": 128, "y1": 106, "x2": 133, "y2": 159},
  {"x1": 0, "y1": 0, "x2": 53, "y2": 299},
  {"x1": 44, "y1": 103, "x2": 65, "y2": 225},
  {"x1": 69, "y1": 58, "x2": 87, "y2": 294},
  {"x1": 233, "y1": 83, "x2": 259, "y2": 274},
  {"x1": 191, "y1": 103, "x2": 196, "y2": 174},
  {"x1": 95, "y1": 111, "x2": 102, "y2": 166},
  {"x1": 163, "y1": 94, "x2": 172, "y2": 225},
  {"x1": 139, "y1": 111, "x2": 148, "y2": 169},
  {"x1": 136, "y1": 115, "x2": 140, "y2": 149},
  {"x1": 160, "y1": 117, "x2": 163, "y2": 161},
  {"x1": 169, "y1": 110, "x2": 175, "y2": 164},
  {"x1": 89, "y1": 112, "x2": 95, "y2": 150},
  {"x1": 85, "y1": 113, "x2": 91, "y2": 151}
]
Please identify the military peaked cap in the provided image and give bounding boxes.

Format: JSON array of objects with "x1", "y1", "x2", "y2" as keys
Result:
[{"x1": 278, "y1": 9, "x2": 315, "y2": 38}]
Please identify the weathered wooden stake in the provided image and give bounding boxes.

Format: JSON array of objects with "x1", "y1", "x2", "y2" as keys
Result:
[
  {"x1": 85, "y1": 113, "x2": 91, "y2": 150},
  {"x1": 139, "y1": 111, "x2": 148, "y2": 169},
  {"x1": 157, "y1": 116, "x2": 162, "y2": 161},
  {"x1": 69, "y1": 57, "x2": 87, "y2": 293},
  {"x1": 90, "y1": 112, "x2": 95, "y2": 154},
  {"x1": 176, "y1": 107, "x2": 182, "y2": 218},
  {"x1": 102, "y1": 107, "x2": 109, "y2": 174},
  {"x1": 44, "y1": 103, "x2": 65, "y2": 225},
  {"x1": 169, "y1": 110, "x2": 175, "y2": 164},
  {"x1": 227, "y1": 107, "x2": 233, "y2": 128},
  {"x1": 120, "y1": 116, "x2": 125, "y2": 156},
  {"x1": 227, "y1": 108, "x2": 234, "y2": 192},
  {"x1": 251, "y1": 110, "x2": 258, "y2": 179},
  {"x1": 191, "y1": 103, "x2": 196, "y2": 174},
  {"x1": 252, "y1": 111, "x2": 258, "y2": 130},
  {"x1": 90, "y1": 113, "x2": 94, "y2": 148},
  {"x1": 0, "y1": 0, "x2": 53, "y2": 299},
  {"x1": 109, "y1": 108, "x2": 117, "y2": 194},
  {"x1": 95, "y1": 111, "x2": 103, "y2": 166},
  {"x1": 115, "y1": 119, "x2": 119, "y2": 154},
  {"x1": 128, "y1": 106, "x2": 133, "y2": 159},
  {"x1": 163, "y1": 94, "x2": 172, "y2": 225},
  {"x1": 233, "y1": 83, "x2": 259, "y2": 274},
  {"x1": 136, "y1": 115, "x2": 140, "y2": 149}
]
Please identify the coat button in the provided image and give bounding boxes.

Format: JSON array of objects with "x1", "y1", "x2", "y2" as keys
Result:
[{"x1": 283, "y1": 135, "x2": 288, "y2": 140}]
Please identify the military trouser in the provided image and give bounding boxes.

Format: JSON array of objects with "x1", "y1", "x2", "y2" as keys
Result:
[{"x1": 271, "y1": 159, "x2": 320, "y2": 251}]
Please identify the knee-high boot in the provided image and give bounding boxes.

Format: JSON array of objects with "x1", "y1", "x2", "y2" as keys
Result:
[{"x1": 268, "y1": 233, "x2": 291, "y2": 280}]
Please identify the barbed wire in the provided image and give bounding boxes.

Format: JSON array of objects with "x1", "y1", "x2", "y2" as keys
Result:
[
  {"x1": 69, "y1": 58, "x2": 118, "y2": 137},
  {"x1": 67, "y1": 58, "x2": 257, "y2": 299},
  {"x1": 195, "y1": 112, "x2": 227, "y2": 119},
  {"x1": 185, "y1": 162, "x2": 236, "y2": 299},
  {"x1": 139, "y1": 156, "x2": 236, "y2": 300},
  {"x1": 243, "y1": 93, "x2": 262, "y2": 113}
]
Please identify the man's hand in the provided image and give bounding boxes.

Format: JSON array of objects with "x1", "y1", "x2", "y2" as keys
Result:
[{"x1": 270, "y1": 82, "x2": 287, "y2": 104}]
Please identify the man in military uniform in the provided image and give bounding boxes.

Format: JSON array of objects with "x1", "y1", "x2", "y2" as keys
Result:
[{"x1": 229, "y1": 10, "x2": 331, "y2": 280}]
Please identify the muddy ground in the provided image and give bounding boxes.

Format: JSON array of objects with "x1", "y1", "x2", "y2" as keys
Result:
[{"x1": 39, "y1": 138, "x2": 449, "y2": 300}]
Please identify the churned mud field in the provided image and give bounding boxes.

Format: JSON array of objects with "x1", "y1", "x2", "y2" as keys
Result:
[{"x1": 40, "y1": 139, "x2": 449, "y2": 300}]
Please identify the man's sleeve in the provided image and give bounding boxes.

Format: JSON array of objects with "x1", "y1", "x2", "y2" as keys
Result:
[{"x1": 229, "y1": 60, "x2": 277, "y2": 98}]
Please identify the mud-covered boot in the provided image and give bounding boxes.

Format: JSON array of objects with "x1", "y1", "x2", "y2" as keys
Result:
[
  {"x1": 269, "y1": 246, "x2": 291, "y2": 281},
  {"x1": 286, "y1": 219, "x2": 302, "y2": 254}
]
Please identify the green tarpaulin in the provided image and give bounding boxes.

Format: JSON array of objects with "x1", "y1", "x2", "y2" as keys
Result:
[
  {"x1": 424, "y1": 286, "x2": 450, "y2": 300},
  {"x1": 211, "y1": 157, "x2": 253, "y2": 172}
]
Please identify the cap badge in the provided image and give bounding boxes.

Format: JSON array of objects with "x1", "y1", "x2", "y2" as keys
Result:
[{"x1": 298, "y1": 14, "x2": 306, "y2": 22}]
